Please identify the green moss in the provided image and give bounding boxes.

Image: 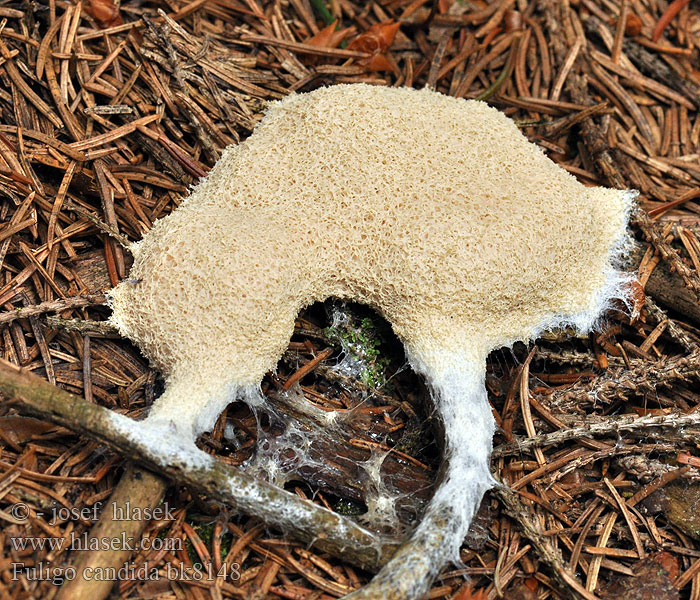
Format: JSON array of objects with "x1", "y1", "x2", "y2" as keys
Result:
[
  {"x1": 195, "y1": 522, "x2": 216, "y2": 546},
  {"x1": 334, "y1": 498, "x2": 365, "y2": 516},
  {"x1": 324, "y1": 307, "x2": 392, "y2": 390},
  {"x1": 184, "y1": 536, "x2": 197, "y2": 565},
  {"x1": 182, "y1": 517, "x2": 218, "y2": 564},
  {"x1": 657, "y1": 482, "x2": 700, "y2": 540},
  {"x1": 393, "y1": 418, "x2": 432, "y2": 456},
  {"x1": 218, "y1": 532, "x2": 234, "y2": 561}
]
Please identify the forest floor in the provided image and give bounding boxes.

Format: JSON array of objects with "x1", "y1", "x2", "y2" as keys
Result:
[{"x1": 1, "y1": 0, "x2": 700, "y2": 599}]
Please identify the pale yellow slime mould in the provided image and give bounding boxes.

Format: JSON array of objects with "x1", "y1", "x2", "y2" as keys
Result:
[{"x1": 109, "y1": 83, "x2": 634, "y2": 599}]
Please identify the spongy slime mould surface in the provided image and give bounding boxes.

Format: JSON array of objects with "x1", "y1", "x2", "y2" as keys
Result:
[{"x1": 109, "y1": 84, "x2": 635, "y2": 599}]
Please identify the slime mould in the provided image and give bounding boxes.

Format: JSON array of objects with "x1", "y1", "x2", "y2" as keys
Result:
[{"x1": 109, "y1": 83, "x2": 635, "y2": 600}]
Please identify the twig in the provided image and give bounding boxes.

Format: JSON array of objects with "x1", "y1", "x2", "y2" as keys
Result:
[
  {"x1": 494, "y1": 484, "x2": 602, "y2": 600},
  {"x1": 493, "y1": 411, "x2": 700, "y2": 458},
  {"x1": 44, "y1": 316, "x2": 121, "y2": 338},
  {"x1": 55, "y1": 465, "x2": 167, "y2": 600},
  {"x1": 644, "y1": 296, "x2": 698, "y2": 352},
  {"x1": 0, "y1": 359, "x2": 397, "y2": 571},
  {"x1": 542, "y1": 351, "x2": 700, "y2": 413},
  {"x1": 0, "y1": 294, "x2": 106, "y2": 324},
  {"x1": 64, "y1": 201, "x2": 133, "y2": 250}
]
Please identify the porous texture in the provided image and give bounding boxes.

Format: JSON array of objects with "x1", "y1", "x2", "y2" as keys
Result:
[
  {"x1": 109, "y1": 83, "x2": 632, "y2": 437},
  {"x1": 109, "y1": 83, "x2": 634, "y2": 600}
]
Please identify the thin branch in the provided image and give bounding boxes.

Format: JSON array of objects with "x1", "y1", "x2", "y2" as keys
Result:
[
  {"x1": 0, "y1": 294, "x2": 106, "y2": 324},
  {"x1": 494, "y1": 484, "x2": 601, "y2": 600},
  {"x1": 542, "y1": 350, "x2": 700, "y2": 412},
  {"x1": 0, "y1": 359, "x2": 397, "y2": 572},
  {"x1": 493, "y1": 411, "x2": 700, "y2": 458},
  {"x1": 44, "y1": 316, "x2": 120, "y2": 338}
]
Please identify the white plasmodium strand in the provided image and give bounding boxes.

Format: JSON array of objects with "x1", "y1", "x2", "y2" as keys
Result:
[
  {"x1": 342, "y1": 355, "x2": 495, "y2": 600},
  {"x1": 104, "y1": 409, "x2": 391, "y2": 569},
  {"x1": 344, "y1": 205, "x2": 635, "y2": 599},
  {"x1": 107, "y1": 83, "x2": 636, "y2": 599}
]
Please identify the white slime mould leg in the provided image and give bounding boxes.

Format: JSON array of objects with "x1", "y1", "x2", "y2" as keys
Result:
[{"x1": 342, "y1": 357, "x2": 495, "y2": 600}]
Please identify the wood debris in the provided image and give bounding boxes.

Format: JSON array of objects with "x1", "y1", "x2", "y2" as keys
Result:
[{"x1": 0, "y1": 0, "x2": 700, "y2": 598}]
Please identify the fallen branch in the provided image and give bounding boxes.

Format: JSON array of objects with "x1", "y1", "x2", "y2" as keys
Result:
[
  {"x1": 0, "y1": 294, "x2": 106, "y2": 324},
  {"x1": 494, "y1": 484, "x2": 601, "y2": 600},
  {"x1": 44, "y1": 316, "x2": 121, "y2": 338},
  {"x1": 493, "y1": 411, "x2": 700, "y2": 458},
  {"x1": 623, "y1": 40, "x2": 700, "y2": 110},
  {"x1": 56, "y1": 465, "x2": 167, "y2": 600},
  {"x1": 637, "y1": 245, "x2": 700, "y2": 326},
  {"x1": 541, "y1": 350, "x2": 700, "y2": 413},
  {"x1": 644, "y1": 297, "x2": 698, "y2": 352},
  {"x1": 0, "y1": 359, "x2": 397, "y2": 572}
]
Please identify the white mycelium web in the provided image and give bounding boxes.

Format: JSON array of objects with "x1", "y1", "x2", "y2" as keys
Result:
[{"x1": 108, "y1": 83, "x2": 635, "y2": 599}]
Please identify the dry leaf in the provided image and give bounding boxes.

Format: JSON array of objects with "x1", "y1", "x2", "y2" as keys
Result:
[
  {"x1": 453, "y1": 584, "x2": 488, "y2": 600},
  {"x1": 363, "y1": 54, "x2": 395, "y2": 72},
  {"x1": 307, "y1": 22, "x2": 351, "y2": 49},
  {"x1": 600, "y1": 552, "x2": 679, "y2": 600},
  {"x1": 348, "y1": 21, "x2": 400, "y2": 54},
  {"x1": 0, "y1": 416, "x2": 56, "y2": 449},
  {"x1": 347, "y1": 21, "x2": 400, "y2": 72},
  {"x1": 85, "y1": 0, "x2": 122, "y2": 29}
]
